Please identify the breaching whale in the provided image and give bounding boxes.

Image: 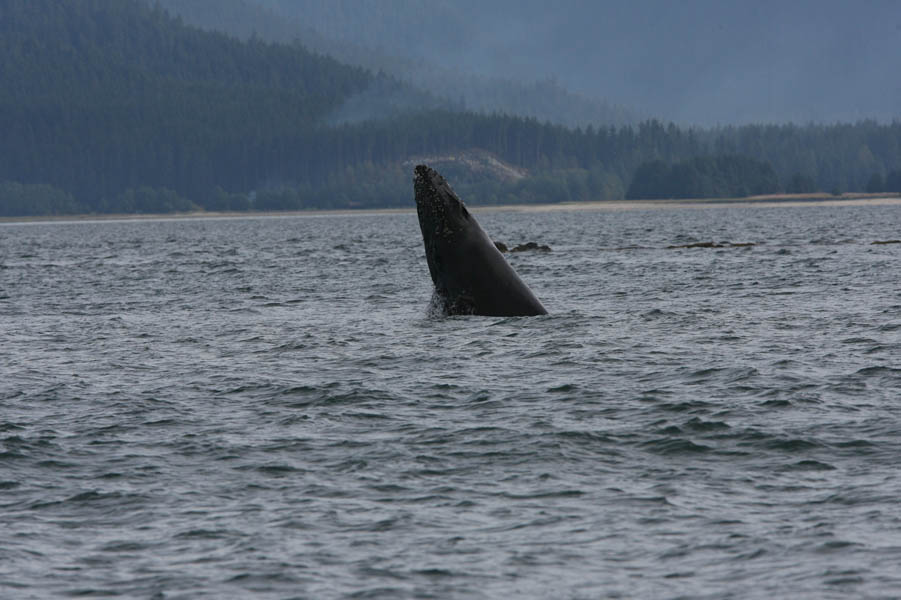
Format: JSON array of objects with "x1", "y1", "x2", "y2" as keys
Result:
[{"x1": 413, "y1": 165, "x2": 547, "y2": 316}]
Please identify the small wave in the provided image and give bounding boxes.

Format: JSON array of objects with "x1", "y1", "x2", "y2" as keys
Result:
[
  {"x1": 35, "y1": 459, "x2": 76, "y2": 469},
  {"x1": 547, "y1": 383, "x2": 578, "y2": 393},
  {"x1": 234, "y1": 464, "x2": 306, "y2": 477},
  {"x1": 345, "y1": 585, "x2": 411, "y2": 599},
  {"x1": 834, "y1": 439, "x2": 879, "y2": 451},
  {"x1": 497, "y1": 489, "x2": 585, "y2": 501},
  {"x1": 815, "y1": 540, "x2": 860, "y2": 553},
  {"x1": 840, "y1": 337, "x2": 877, "y2": 344},
  {"x1": 853, "y1": 365, "x2": 901, "y2": 379},
  {"x1": 659, "y1": 400, "x2": 716, "y2": 413},
  {"x1": 99, "y1": 541, "x2": 153, "y2": 553},
  {"x1": 29, "y1": 490, "x2": 147, "y2": 511},
  {"x1": 782, "y1": 459, "x2": 837, "y2": 471},
  {"x1": 555, "y1": 431, "x2": 617, "y2": 445},
  {"x1": 759, "y1": 398, "x2": 792, "y2": 408},
  {"x1": 763, "y1": 438, "x2": 822, "y2": 452},
  {"x1": 683, "y1": 417, "x2": 730, "y2": 432},
  {"x1": 686, "y1": 366, "x2": 750, "y2": 381},
  {"x1": 642, "y1": 308, "x2": 678, "y2": 319},
  {"x1": 175, "y1": 528, "x2": 236, "y2": 540},
  {"x1": 864, "y1": 344, "x2": 900, "y2": 355},
  {"x1": 666, "y1": 241, "x2": 756, "y2": 249},
  {"x1": 464, "y1": 391, "x2": 501, "y2": 406},
  {"x1": 0, "y1": 450, "x2": 27, "y2": 462},
  {"x1": 640, "y1": 437, "x2": 712, "y2": 454},
  {"x1": 413, "y1": 568, "x2": 457, "y2": 578}
]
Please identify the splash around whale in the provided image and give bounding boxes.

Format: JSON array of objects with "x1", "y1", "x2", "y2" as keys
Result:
[{"x1": 413, "y1": 165, "x2": 547, "y2": 317}]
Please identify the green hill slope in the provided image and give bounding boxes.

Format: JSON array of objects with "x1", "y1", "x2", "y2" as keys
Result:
[{"x1": 0, "y1": 0, "x2": 373, "y2": 209}]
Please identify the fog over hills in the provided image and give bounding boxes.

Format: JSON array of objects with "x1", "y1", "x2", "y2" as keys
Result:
[
  {"x1": 152, "y1": 0, "x2": 639, "y2": 127},
  {"x1": 238, "y1": 0, "x2": 901, "y2": 125}
]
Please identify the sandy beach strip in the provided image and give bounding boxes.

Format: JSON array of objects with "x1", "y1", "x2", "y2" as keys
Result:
[{"x1": 3, "y1": 194, "x2": 900, "y2": 225}]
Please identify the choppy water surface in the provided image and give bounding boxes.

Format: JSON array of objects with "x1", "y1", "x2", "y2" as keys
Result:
[{"x1": 2, "y1": 202, "x2": 901, "y2": 599}]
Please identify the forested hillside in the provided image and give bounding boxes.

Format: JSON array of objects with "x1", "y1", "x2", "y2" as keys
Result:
[
  {"x1": 627, "y1": 156, "x2": 780, "y2": 200},
  {"x1": 0, "y1": 0, "x2": 432, "y2": 213},
  {"x1": 1, "y1": 0, "x2": 900, "y2": 217}
]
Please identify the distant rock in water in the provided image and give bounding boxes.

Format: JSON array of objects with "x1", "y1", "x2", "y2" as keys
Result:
[
  {"x1": 667, "y1": 242, "x2": 723, "y2": 249},
  {"x1": 872, "y1": 240, "x2": 901, "y2": 245},
  {"x1": 493, "y1": 241, "x2": 551, "y2": 253},
  {"x1": 667, "y1": 241, "x2": 756, "y2": 249},
  {"x1": 511, "y1": 242, "x2": 551, "y2": 252}
]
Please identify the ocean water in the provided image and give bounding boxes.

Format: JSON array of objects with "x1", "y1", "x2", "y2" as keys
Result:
[{"x1": 2, "y1": 202, "x2": 901, "y2": 599}]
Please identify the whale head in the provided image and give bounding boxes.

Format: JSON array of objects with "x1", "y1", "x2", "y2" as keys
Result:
[
  {"x1": 414, "y1": 165, "x2": 473, "y2": 236},
  {"x1": 413, "y1": 164, "x2": 477, "y2": 289}
]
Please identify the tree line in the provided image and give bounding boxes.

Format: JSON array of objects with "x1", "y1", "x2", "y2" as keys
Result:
[{"x1": 626, "y1": 155, "x2": 780, "y2": 200}]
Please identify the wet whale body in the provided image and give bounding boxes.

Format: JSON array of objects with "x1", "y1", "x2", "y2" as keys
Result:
[{"x1": 413, "y1": 165, "x2": 547, "y2": 316}]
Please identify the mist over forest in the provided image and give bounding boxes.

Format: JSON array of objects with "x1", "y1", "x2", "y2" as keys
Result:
[
  {"x1": 1, "y1": 0, "x2": 900, "y2": 217},
  {"x1": 166, "y1": 0, "x2": 901, "y2": 126}
]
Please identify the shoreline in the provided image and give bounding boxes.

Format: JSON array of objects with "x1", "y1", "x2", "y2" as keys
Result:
[
  {"x1": 514, "y1": 193, "x2": 901, "y2": 213},
  {"x1": 3, "y1": 193, "x2": 901, "y2": 225}
]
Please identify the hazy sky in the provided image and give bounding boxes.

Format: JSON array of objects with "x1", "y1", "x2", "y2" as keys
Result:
[
  {"x1": 252, "y1": 0, "x2": 901, "y2": 124},
  {"x1": 503, "y1": 0, "x2": 901, "y2": 124}
]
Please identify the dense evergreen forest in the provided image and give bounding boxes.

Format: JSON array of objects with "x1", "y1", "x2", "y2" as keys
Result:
[
  {"x1": 626, "y1": 156, "x2": 780, "y2": 200},
  {"x1": 1, "y1": 0, "x2": 900, "y2": 217}
]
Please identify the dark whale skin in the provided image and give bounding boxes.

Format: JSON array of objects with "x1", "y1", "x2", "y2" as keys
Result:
[{"x1": 414, "y1": 165, "x2": 547, "y2": 317}]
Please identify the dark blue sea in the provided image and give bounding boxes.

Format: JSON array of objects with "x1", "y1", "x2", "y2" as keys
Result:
[{"x1": 2, "y1": 201, "x2": 901, "y2": 599}]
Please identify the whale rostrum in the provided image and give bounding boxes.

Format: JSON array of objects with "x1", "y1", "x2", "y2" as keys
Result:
[{"x1": 413, "y1": 165, "x2": 547, "y2": 316}]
